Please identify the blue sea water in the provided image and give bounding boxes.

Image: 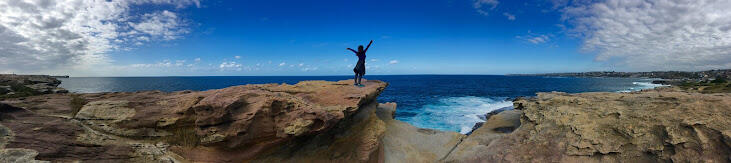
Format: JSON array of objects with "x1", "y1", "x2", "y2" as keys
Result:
[{"x1": 59, "y1": 75, "x2": 663, "y2": 134}]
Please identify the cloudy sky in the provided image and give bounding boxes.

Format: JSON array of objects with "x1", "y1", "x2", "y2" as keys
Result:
[{"x1": 1, "y1": 0, "x2": 730, "y2": 76}]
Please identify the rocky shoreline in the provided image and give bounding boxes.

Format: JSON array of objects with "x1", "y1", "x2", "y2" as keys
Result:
[
  {"x1": 1, "y1": 76, "x2": 729, "y2": 162},
  {"x1": 0, "y1": 74, "x2": 68, "y2": 99},
  {"x1": 446, "y1": 87, "x2": 730, "y2": 162}
]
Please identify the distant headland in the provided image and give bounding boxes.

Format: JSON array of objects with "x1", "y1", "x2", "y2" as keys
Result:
[
  {"x1": 510, "y1": 69, "x2": 730, "y2": 80},
  {"x1": 511, "y1": 69, "x2": 731, "y2": 93}
]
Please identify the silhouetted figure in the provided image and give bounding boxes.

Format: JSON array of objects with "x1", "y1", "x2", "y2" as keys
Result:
[{"x1": 347, "y1": 40, "x2": 373, "y2": 86}]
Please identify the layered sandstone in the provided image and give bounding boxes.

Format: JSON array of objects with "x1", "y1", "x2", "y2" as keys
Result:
[
  {"x1": 445, "y1": 88, "x2": 731, "y2": 162},
  {"x1": 1, "y1": 79, "x2": 389, "y2": 162}
]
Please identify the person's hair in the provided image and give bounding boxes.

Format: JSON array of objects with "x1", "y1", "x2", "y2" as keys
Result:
[{"x1": 358, "y1": 45, "x2": 364, "y2": 51}]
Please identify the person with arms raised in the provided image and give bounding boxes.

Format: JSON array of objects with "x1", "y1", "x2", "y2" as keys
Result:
[{"x1": 347, "y1": 40, "x2": 373, "y2": 87}]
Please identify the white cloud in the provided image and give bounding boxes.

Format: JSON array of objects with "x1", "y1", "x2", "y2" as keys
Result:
[
  {"x1": 0, "y1": 0, "x2": 198, "y2": 75},
  {"x1": 559, "y1": 0, "x2": 731, "y2": 71},
  {"x1": 175, "y1": 60, "x2": 185, "y2": 66},
  {"x1": 219, "y1": 61, "x2": 242, "y2": 71},
  {"x1": 279, "y1": 62, "x2": 286, "y2": 66},
  {"x1": 517, "y1": 34, "x2": 549, "y2": 44},
  {"x1": 503, "y1": 12, "x2": 516, "y2": 20},
  {"x1": 389, "y1": 60, "x2": 399, "y2": 64},
  {"x1": 301, "y1": 67, "x2": 318, "y2": 71},
  {"x1": 129, "y1": 10, "x2": 187, "y2": 41},
  {"x1": 130, "y1": 0, "x2": 200, "y2": 8},
  {"x1": 473, "y1": 0, "x2": 499, "y2": 15},
  {"x1": 298, "y1": 63, "x2": 304, "y2": 67},
  {"x1": 129, "y1": 59, "x2": 189, "y2": 68},
  {"x1": 234, "y1": 56, "x2": 241, "y2": 59},
  {"x1": 194, "y1": 58, "x2": 201, "y2": 62},
  {"x1": 370, "y1": 59, "x2": 378, "y2": 62}
]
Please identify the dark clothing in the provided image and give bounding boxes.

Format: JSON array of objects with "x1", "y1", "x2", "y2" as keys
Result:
[
  {"x1": 353, "y1": 52, "x2": 366, "y2": 75},
  {"x1": 349, "y1": 41, "x2": 372, "y2": 85}
]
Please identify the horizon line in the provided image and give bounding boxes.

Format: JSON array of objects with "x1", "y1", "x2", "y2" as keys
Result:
[{"x1": 56, "y1": 73, "x2": 512, "y2": 78}]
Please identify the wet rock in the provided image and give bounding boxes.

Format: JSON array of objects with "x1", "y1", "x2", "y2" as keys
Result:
[
  {"x1": 652, "y1": 80, "x2": 669, "y2": 85},
  {"x1": 481, "y1": 106, "x2": 513, "y2": 121},
  {"x1": 465, "y1": 122, "x2": 483, "y2": 135}
]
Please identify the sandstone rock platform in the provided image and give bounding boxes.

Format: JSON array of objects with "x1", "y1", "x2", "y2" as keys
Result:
[
  {"x1": 445, "y1": 88, "x2": 731, "y2": 162},
  {"x1": 1, "y1": 79, "x2": 390, "y2": 162}
]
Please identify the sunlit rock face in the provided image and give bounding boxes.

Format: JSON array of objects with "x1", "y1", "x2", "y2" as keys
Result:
[
  {"x1": 445, "y1": 89, "x2": 731, "y2": 162},
  {"x1": 1, "y1": 79, "x2": 390, "y2": 162}
]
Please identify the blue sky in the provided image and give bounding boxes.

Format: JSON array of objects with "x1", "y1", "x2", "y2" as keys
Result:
[
  {"x1": 114, "y1": 0, "x2": 594, "y2": 76},
  {"x1": 2, "y1": 0, "x2": 730, "y2": 76}
]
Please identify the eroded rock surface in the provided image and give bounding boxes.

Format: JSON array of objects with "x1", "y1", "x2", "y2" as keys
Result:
[
  {"x1": 444, "y1": 109, "x2": 522, "y2": 162},
  {"x1": 447, "y1": 89, "x2": 731, "y2": 162},
  {"x1": 0, "y1": 103, "x2": 135, "y2": 162},
  {"x1": 378, "y1": 102, "x2": 466, "y2": 162},
  {"x1": 1, "y1": 79, "x2": 388, "y2": 162},
  {"x1": 252, "y1": 100, "x2": 387, "y2": 162}
]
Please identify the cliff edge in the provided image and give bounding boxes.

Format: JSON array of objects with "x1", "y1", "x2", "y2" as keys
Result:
[{"x1": 1, "y1": 79, "x2": 391, "y2": 162}]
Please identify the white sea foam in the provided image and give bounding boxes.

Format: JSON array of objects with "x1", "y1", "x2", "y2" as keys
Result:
[
  {"x1": 399, "y1": 96, "x2": 513, "y2": 134},
  {"x1": 618, "y1": 81, "x2": 667, "y2": 92}
]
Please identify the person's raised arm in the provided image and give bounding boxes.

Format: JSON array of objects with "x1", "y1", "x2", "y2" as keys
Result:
[
  {"x1": 346, "y1": 48, "x2": 357, "y2": 54},
  {"x1": 364, "y1": 40, "x2": 373, "y2": 52}
]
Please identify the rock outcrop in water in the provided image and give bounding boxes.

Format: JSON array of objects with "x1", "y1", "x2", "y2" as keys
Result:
[{"x1": 1, "y1": 78, "x2": 730, "y2": 162}]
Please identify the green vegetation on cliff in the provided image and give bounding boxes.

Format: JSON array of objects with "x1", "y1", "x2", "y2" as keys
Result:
[
  {"x1": 0, "y1": 74, "x2": 66, "y2": 100},
  {"x1": 0, "y1": 82, "x2": 41, "y2": 99},
  {"x1": 677, "y1": 78, "x2": 731, "y2": 93}
]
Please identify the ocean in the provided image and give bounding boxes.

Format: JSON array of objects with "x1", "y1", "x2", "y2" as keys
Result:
[{"x1": 59, "y1": 75, "x2": 663, "y2": 134}]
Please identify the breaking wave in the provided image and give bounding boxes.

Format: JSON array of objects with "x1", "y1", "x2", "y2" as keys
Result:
[
  {"x1": 618, "y1": 81, "x2": 666, "y2": 92},
  {"x1": 396, "y1": 96, "x2": 513, "y2": 134}
]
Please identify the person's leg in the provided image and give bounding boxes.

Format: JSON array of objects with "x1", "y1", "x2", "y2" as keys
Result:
[
  {"x1": 354, "y1": 73, "x2": 358, "y2": 85},
  {"x1": 357, "y1": 74, "x2": 363, "y2": 85}
]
